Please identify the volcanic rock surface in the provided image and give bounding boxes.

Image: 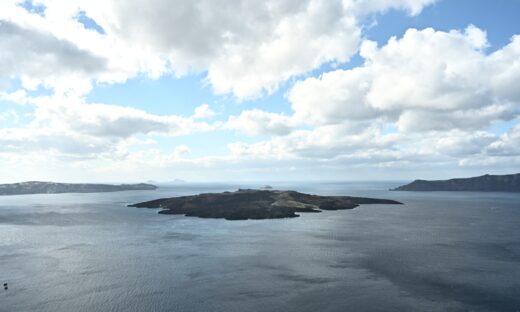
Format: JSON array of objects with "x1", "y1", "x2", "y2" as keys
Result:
[{"x1": 129, "y1": 189, "x2": 402, "y2": 220}]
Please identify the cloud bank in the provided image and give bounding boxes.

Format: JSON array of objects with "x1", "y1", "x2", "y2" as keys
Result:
[{"x1": 1, "y1": 0, "x2": 520, "y2": 181}]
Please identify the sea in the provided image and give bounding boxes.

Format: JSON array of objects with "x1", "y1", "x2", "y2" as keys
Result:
[{"x1": 1, "y1": 182, "x2": 519, "y2": 312}]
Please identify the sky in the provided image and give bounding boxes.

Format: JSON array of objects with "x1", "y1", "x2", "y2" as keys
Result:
[{"x1": 0, "y1": 0, "x2": 519, "y2": 183}]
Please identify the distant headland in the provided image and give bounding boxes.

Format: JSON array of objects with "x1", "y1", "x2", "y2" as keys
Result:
[
  {"x1": 0, "y1": 181, "x2": 158, "y2": 196},
  {"x1": 129, "y1": 189, "x2": 402, "y2": 220},
  {"x1": 392, "y1": 173, "x2": 520, "y2": 192}
]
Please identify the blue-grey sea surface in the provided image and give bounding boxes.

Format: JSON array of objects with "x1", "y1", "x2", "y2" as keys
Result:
[{"x1": 1, "y1": 182, "x2": 519, "y2": 312}]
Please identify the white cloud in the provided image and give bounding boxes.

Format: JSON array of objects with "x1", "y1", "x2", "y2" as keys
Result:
[
  {"x1": 0, "y1": 90, "x2": 31, "y2": 105},
  {"x1": 85, "y1": 0, "x2": 364, "y2": 99},
  {"x1": 0, "y1": 109, "x2": 20, "y2": 123},
  {"x1": 222, "y1": 123, "x2": 520, "y2": 180},
  {"x1": 0, "y1": 20, "x2": 106, "y2": 94},
  {"x1": 0, "y1": 127, "x2": 116, "y2": 156},
  {"x1": 0, "y1": 93, "x2": 218, "y2": 164},
  {"x1": 228, "y1": 124, "x2": 398, "y2": 159},
  {"x1": 485, "y1": 123, "x2": 520, "y2": 156},
  {"x1": 0, "y1": 0, "x2": 438, "y2": 98},
  {"x1": 5, "y1": 23, "x2": 518, "y2": 179},
  {"x1": 289, "y1": 26, "x2": 520, "y2": 132},
  {"x1": 173, "y1": 144, "x2": 191, "y2": 159},
  {"x1": 193, "y1": 104, "x2": 216, "y2": 119},
  {"x1": 2, "y1": 1, "x2": 520, "y2": 182},
  {"x1": 31, "y1": 96, "x2": 215, "y2": 138},
  {"x1": 289, "y1": 67, "x2": 379, "y2": 125},
  {"x1": 225, "y1": 109, "x2": 294, "y2": 136}
]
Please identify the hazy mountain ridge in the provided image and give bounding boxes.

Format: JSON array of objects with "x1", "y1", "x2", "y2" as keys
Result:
[
  {"x1": 0, "y1": 181, "x2": 157, "y2": 195},
  {"x1": 393, "y1": 173, "x2": 520, "y2": 192}
]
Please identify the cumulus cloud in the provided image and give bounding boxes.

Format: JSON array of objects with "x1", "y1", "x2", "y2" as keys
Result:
[
  {"x1": 0, "y1": 127, "x2": 116, "y2": 157},
  {"x1": 3, "y1": 0, "x2": 520, "y2": 181},
  {"x1": 193, "y1": 104, "x2": 216, "y2": 119},
  {"x1": 223, "y1": 122, "x2": 520, "y2": 178},
  {"x1": 94, "y1": 0, "x2": 436, "y2": 99},
  {"x1": 0, "y1": 109, "x2": 20, "y2": 123},
  {"x1": 173, "y1": 144, "x2": 191, "y2": 158},
  {"x1": 485, "y1": 123, "x2": 520, "y2": 156},
  {"x1": 0, "y1": 0, "x2": 438, "y2": 98},
  {"x1": 225, "y1": 109, "x2": 294, "y2": 136},
  {"x1": 85, "y1": 0, "x2": 362, "y2": 99},
  {"x1": 31, "y1": 97, "x2": 215, "y2": 138},
  {"x1": 289, "y1": 26, "x2": 520, "y2": 132},
  {"x1": 0, "y1": 93, "x2": 218, "y2": 163},
  {"x1": 228, "y1": 124, "x2": 398, "y2": 159},
  {"x1": 0, "y1": 20, "x2": 106, "y2": 94}
]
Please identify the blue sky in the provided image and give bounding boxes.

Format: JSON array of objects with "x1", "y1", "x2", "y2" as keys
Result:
[
  {"x1": 0, "y1": 0, "x2": 519, "y2": 182},
  {"x1": 368, "y1": 0, "x2": 520, "y2": 47}
]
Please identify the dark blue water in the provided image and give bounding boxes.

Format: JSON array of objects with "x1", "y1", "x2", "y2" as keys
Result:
[{"x1": 1, "y1": 182, "x2": 519, "y2": 312}]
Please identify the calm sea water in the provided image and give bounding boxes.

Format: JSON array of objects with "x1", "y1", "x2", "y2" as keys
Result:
[{"x1": 1, "y1": 182, "x2": 519, "y2": 312}]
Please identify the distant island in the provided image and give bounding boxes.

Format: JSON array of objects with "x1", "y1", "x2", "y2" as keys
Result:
[
  {"x1": 129, "y1": 189, "x2": 402, "y2": 220},
  {"x1": 0, "y1": 181, "x2": 158, "y2": 196},
  {"x1": 392, "y1": 173, "x2": 520, "y2": 192}
]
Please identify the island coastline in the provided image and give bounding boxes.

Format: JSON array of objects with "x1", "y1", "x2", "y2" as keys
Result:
[{"x1": 129, "y1": 189, "x2": 403, "y2": 220}]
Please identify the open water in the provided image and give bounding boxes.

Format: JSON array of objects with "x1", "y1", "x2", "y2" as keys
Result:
[{"x1": 1, "y1": 182, "x2": 519, "y2": 311}]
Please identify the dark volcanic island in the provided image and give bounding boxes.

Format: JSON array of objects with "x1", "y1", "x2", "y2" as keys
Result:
[{"x1": 129, "y1": 189, "x2": 403, "y2": 220}]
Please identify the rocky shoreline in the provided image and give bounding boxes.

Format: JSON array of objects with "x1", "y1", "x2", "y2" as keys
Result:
[{"x1": 392, "y1": 173, "x2": 520, "y2": 192}]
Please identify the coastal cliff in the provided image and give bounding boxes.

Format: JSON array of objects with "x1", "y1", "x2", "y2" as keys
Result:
[
  {"x1": 0, "y1": 181, "x2": 158, "y2": 195},
  {"x1": 392, "y1": 173, "x2": 520, "y2": 192}
]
